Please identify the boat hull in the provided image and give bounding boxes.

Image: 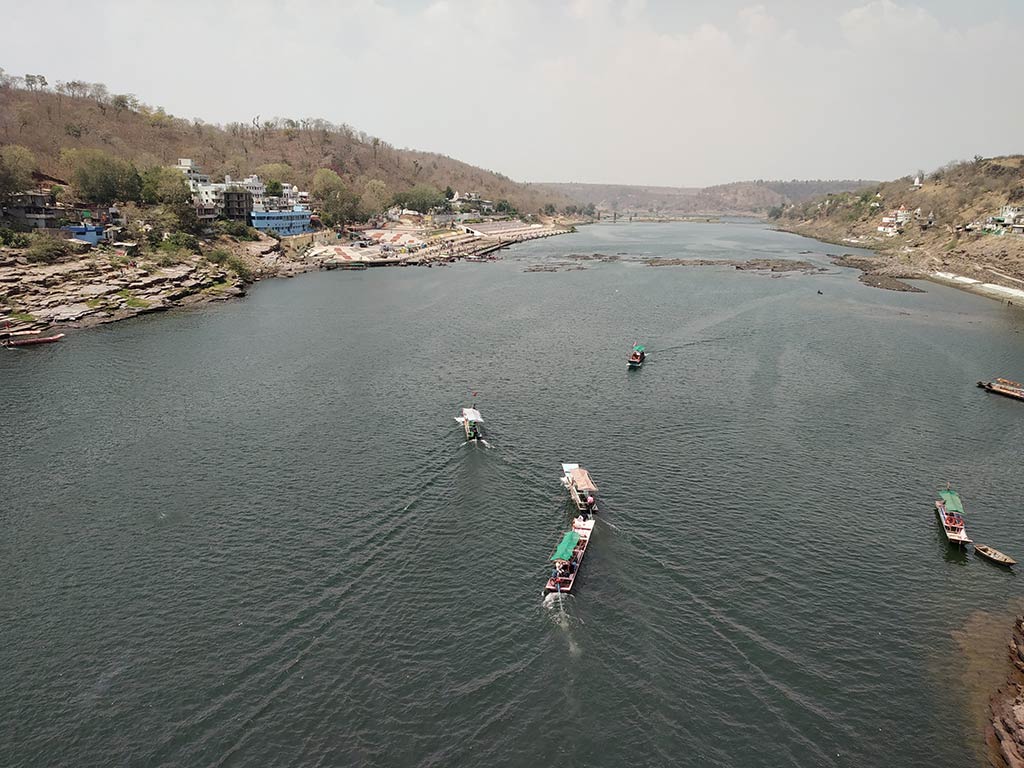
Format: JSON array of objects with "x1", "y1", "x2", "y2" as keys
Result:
[
  {"x1": 545, "y1": 518, "x2": 594, "y2": 594},
  {"x1": 935, "y1": 501, "x2": 972, "y2": 544},
  {"x1": 978, "y1": 381, "x2": 1024, "y2": 402},
  {"x1": 3, "y1": 333, "x2": 65, "y2": 347},
  {"x1": 975, "y1": 545, "x2": 1016, "y2": 566}
]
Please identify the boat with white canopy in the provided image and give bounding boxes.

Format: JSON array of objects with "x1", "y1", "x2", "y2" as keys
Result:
[
  {"x1": 455, "y1": 407, "x2": 483, "y2": 441},
  {"x1": 560, "y1": 463, "x2": 598, "y2": 515}
]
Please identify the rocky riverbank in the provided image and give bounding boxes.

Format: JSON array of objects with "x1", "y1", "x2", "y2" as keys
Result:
[
  {"x1": 829, "y1": 254, "x2": 926, "y2": 292},
  {"x1": 988, "y1": 616, "x2": 1024, "y2": 768},
  {"x1": 0, "y1": 232, "x2": 305, "y2": 333},
  {"x1": 780, "y1": 221, "x2": 1024, "y2": 301}
]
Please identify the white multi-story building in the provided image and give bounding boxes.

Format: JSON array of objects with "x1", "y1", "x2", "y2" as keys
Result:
[
  {"x1": 174, "y1": 158, "x2": 210, "y2": 188},
  {"x1": 194, "y1": 182, "x2": 226, "y2": 208},
  {"x1": 226, "y1": 174, "x2": 267, "y2": 209}
]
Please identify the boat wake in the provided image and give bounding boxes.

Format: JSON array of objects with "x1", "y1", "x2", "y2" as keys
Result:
[{"x1": 542, "y1": 592, "x2": 582, "y2": 656}]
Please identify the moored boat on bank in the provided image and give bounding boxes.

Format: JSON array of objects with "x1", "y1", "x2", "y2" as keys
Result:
[
  {"x1": 455, "y1": 407, "x2": 483, "y2": 441},
  {"x1": 975, "y1": 544, "x2": 1016, "y2": 567},
  {"x1": 935, "y1": 487, "x2": 972, "y2": 545},
  {"x1": 977, "y1": 377, "x2": 1024, "y2": 402},
  {"x1": 1, "y1": 330, "x2": 66, "y2": 348},
  {"x1": 560, "y1": 463, "x2": 598, "y2": 515},
  {"x1": 544, "y1": 515, "x2": 595, "y2": 594},
  {"x1": 628, "y1": 343, "x2": 646, "y2": 369}
]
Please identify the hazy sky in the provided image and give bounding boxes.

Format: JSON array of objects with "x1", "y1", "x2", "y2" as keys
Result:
[{"x1": 2, "y1": 0, "x2": 1022, "y2": 186}]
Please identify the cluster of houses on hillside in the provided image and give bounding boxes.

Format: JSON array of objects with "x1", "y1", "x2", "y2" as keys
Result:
[
  {"x1": 979, "y1": 205, "x2": 1024, "y2": 236},
  {"x1": 173, "y1": 159, "x2": 315, "y2": 236},
  {"x1": 877, "y1": 205, "x2": 917, "y2": 236}
]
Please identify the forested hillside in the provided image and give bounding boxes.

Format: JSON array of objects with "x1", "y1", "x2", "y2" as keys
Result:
[{"x1": 0, "y1": 71, "x2": 567, "y2": 213}]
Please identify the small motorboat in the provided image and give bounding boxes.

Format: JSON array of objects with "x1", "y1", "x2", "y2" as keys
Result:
[
  {"x1": 975, "y1": 544, "x2": 1016, "y2": 567},
  {"x1": 935, "y1": 486, "x2": 972, "y2": 546},
  {"x1": 455, "y1": 407, "x2": 483, "y2": 441},
  {"x1": 627, "y1": 343, "x2": 646, "y2": 369}
]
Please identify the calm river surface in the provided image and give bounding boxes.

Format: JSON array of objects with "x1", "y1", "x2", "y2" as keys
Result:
[{"x1": 3, "y1": 221, "x2": 1024, "y2": 767}]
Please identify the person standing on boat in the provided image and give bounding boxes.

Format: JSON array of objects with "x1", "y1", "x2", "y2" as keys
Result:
[{"x1": 583, "y1": 495, "x2": 596, "y2": 519}]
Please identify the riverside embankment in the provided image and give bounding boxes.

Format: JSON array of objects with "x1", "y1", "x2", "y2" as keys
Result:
[
  {"x1": 0, "y1": 223, "x2": 572, "y2": 334},
  {"x1": 779, "y1": 221, "x2": 1024, "y2": 303}
]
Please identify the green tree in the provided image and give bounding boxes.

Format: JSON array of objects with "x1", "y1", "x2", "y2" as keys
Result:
[
  {"x1": 444, "y1": 185, "x2": 455, "y2": 200},
  {"x1": 139, "y1": 166, "x2": 198, "y2": 233},
  {"x1": 141, "y1": 166, "x2": 190, "y2": 205},
  {"x1": 312, "y1": 168, "x2": 344, "y2": 199},
  {"x1": 312, "y1": 169, "x2": 360, "y2": 227},
  {"x1": 62, "y1": 148, "x2": 141, "y2": 203},
  {"x1": 495, "y1": 199, "x2": 514, "y2": 214},
  {"x1": 0, "y1": 144, "x2": 36, "y2": 203},
  {"x1": 265, "y1": 179, "x2": 284, "y2": 197},
  {"x1": 543, "y1": 203, "x2": 556, "y2": 216},
  {"x1": 393, "y1": 184, "x2": 444, "y2": 214},
  {"x1": 360, "y1": 179, "x2": 389, "y2": 217}
]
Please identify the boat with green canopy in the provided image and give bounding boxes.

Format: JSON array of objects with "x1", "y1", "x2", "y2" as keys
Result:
[
  {"x1": 544, "y1": 516, "x2": 595, "y2": 594},
  {"x1": 628, "y1": 343, "x2": 646, "y2": 369},
  {"x1": 935, "y1": 486, "x2": 971, "y2": 545}
]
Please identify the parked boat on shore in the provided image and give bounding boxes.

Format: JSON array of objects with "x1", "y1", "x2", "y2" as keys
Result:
[
  {"x1": 544, "y1": 515, "x2": 595, "y2": 594},
  {"x1": 935, "y1": 487, "x2": 972, "y2": 545},
  {"x1": 1, "y1": 330, "x2": 65, "y2": 348},
  {"x1": 975, "y1": 544, "x2": 1016, "y2": 567},
  {"x1": 628, "y1": 343, "x2": 646, "y2": 369},
  {"x1": 455, "y1": 407, "x2": 483, "y2": 441},
  {"x1": 977, "y1": 377, "x2": 1024, "y2": 402},
  {"x1": 560, "y1": 463, "x2": 598, "y2": 515}
]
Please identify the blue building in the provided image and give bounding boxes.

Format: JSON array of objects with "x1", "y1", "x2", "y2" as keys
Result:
[
  {"x1": 249, "y1": 206, "x2": 314, "y2": 236},
  {"x1": 61, "y1": 223, "x2": 106, "y2": 245}
]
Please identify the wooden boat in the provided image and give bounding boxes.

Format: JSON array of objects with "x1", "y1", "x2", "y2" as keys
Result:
[
  {"x1": 975, "y1": 544, "x2": 1016, "y2": 566},
  {"x1": 935, "y1": 487, "x2": 972, "y2": 545},
  {"x1": 544, "y1": 516, "x2": 595, "y2": 594},
  {"x1": 1, "y1": 330, "x2": 65, "y2": 348},
  {"x1": 977, "y1": 377, "x2": 1024, "y2": 402},
  {"x1": 454, "y1": 407, "x2": 483, "y2": 441},
  {"x1": 560, "y1": 463, "x2": 598, "y2": 515},
  {"x1": 627, "y1": 343, "x2": 646, "y2": 369}
]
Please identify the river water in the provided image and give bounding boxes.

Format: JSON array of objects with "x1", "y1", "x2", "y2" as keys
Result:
[{"x1": 3, "y1": 221, "x2": 1024, "y2": 767}]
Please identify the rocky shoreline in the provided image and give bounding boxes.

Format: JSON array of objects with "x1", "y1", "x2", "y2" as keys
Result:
[
  {"x1": 1, "y1": 227, "x2": 575, "y2": 336},
  {"x1": 828, "y1": 254, "x2": 926, "y2": 292},
  {"x1": 988, "y1": 617, "x2": 1024, "y2": 768},
  {"x1": 0, "y1": 234, "x2": 282, "y2": 334}
]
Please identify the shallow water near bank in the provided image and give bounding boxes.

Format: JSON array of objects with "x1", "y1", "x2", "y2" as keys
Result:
[{"x1": 3, "y1": 221, "x2": 1024, "y2": 767}]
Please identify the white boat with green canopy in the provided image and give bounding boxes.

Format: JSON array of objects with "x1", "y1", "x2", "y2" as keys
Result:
[
  {"x1": 935, "y1": 487, "x2": 971, "y2": 545},
  {"x1": 544, "y1": 516, "x2": 595, "y2": 594}
]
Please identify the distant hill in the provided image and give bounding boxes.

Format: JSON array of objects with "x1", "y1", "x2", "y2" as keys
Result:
[
  {"x1": 778, "y1": 155, "x2": 1024, "y2": 282},
  {"x1": 542, "y1": 179, "x2": 876, "y2": 216},
  {"x1": 778, "y1": 156, "x2": 1024, "y2": 233},
  {"x1": 0, "y1": 78, "x2": 568, "y2": 213}
]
